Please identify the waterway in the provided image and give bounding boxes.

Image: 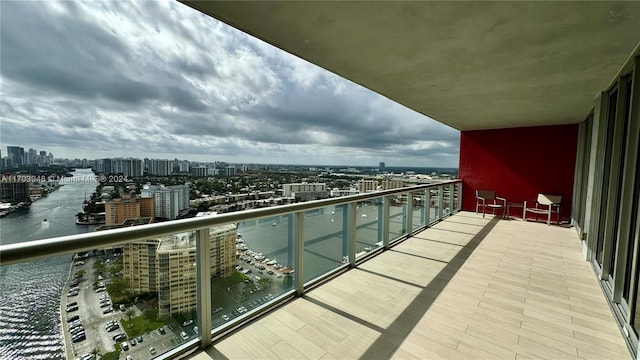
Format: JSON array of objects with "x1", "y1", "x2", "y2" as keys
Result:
[{"x1": 0, "y1": 169, "x2": 97, "y2": 360}]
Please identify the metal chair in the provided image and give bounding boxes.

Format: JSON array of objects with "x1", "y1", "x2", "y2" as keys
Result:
[
  {"x1": 524, "y1": 194, "x2": 562, "y2": 225},
  {"x1": 475, "y1": 190, "x2": 507, "y2": 218}
]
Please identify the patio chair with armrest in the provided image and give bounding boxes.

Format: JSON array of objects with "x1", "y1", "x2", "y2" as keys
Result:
[
  {"x1": 475, "y1": 190, "x2": 507, "y2": 218},
  {"x1": 524, "y1": 194, "x2": 562, "y2": 225}
]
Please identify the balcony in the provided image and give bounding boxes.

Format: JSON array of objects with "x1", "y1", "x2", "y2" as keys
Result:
[
  {"x1": 189, "y1": 212, "x2": 629, "y2": 360},
  {"x1": 1, "y1": 180, "x2": 631, "y2": 359}
]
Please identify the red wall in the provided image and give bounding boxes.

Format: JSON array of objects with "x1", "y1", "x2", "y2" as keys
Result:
[{"x1": 459, "y1": 124, "x2": 578, "y2": 221}]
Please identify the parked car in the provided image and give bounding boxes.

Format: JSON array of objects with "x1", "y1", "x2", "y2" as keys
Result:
[
  {"x1": 180, "y1": 331, "x2": 188, "y2": 340},
  {"x1": 182, "y1": 319, "x2": 193, "y2": 327},
  {"x1": 120, "y1": 342, "x2": 129, "y2": 351},
  {"x1": 158, "y1": 327, "x2": 166, "y2": 335},
  {"x1": 149, "y1": 347, "x2": 157, "y2": 355},
  {"x1": 102, "y1": 307, "x2": 113, "y2": 314},
  {"x1": 136, "y1": 335, "x2": 143, "y2": 343},
  {"x1": 112, "y1": 333, "x2": 126, "y2": 342}
]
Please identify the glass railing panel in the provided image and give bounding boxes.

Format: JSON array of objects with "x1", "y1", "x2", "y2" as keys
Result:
[
  {"x1": 429, "y1": 188, "x2": 441, "y2": 224},
  {"x1": 302, "y1": 205, "x2": 347, "y2": 282},
  {"x1": 355, "y1": 198, "x2": 383, "y2": 258},
  {"x1": 226, "y1": 216, "x2": 296, "y2": 326},
  {"x1": 388, "y1": 193, "x2": 407, "y2": 241},
  {"x1": 0, "y1": 170, "x2": 196, "y2": 360},
  {"x1": 411, "y1": 190, "x2": 425, "y2": 231},
  {"x1": 1, "y1": 230, "x2": 201, "y2": 360},
  {"x1": 443, "y1": 186, "x2": 451, "y2": 216}
]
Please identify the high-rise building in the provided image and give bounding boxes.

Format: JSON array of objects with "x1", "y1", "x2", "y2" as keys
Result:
[
  {"x1": 7, "y1": 146, "x2": 24, "y2": 167},
  {"x1": 178, "y1": 161, "x2": 190, "y2": 173},
  {"x1": 190, "y1": 166, "x2": 207, "y2": 177},
  {"x1": 122, "y1": 158, "x2": 143, "y2": 177},
  {"x1": 148, "y1": 159, "x2": 173, "y2": 176},
  {"x1": 379, "y1": 162, "x2": 386, "y2": 173},
  {"x1": 123, "y1": 238, "x2": 160, "y2": 294},
  {"x1": 225, "y1": 166, "x2": 236, "y2": 177},
  {"x1": 141, "y1": 184, "x2": 190, "y2": 220},
  {"x1": 123, "y1": 224, "x2": 236, "y2": 317}
]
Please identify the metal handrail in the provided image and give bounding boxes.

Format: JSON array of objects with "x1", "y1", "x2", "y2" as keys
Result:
[{"x1": 0, "y1": 180, "x2": 460, "y2": 266}]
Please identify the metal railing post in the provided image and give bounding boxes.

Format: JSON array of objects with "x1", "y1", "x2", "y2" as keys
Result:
[
  {"x1": 406, "y1": 192, "x2": 413, "y2": 234},
  {"x1": 457, "y1": 182, "x2": 463, "y2": 211},
  {"x1": 348, "y1": 202, "x2": 357, "y2": 267},
  {"x1": 424, "y1": 190, "x2": 430, "y2": 225},
  {"x1": 377, "y1": 200, "x2": 384, "y2": 245},
  {"x1": 438, "y1": 186, "x2": 444, "y2": 220},
  {"x1": 383, "y1": 195, "x2": 391, "y2": 249},
  {"x1": 196, "y1": 227, "x2": 212, "y2": 348},
  {"x1": 294, "y1": 211, "x2": 305, "y2": 296},
  {"x1": 448, "y1": 184, "x2": 455, "y2": 215}
]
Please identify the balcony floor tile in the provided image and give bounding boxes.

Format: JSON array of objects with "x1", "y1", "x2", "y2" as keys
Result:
[{"x1": 189, "y1": 212, "x2": 630, "y2": 360}]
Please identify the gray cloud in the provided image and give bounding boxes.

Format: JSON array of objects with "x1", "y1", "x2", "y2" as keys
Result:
[{"x1": 0, "y1": 0, "x2": 459, "y2": 167}]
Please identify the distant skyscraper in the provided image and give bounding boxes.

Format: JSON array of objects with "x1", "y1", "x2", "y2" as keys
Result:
[
  {"x1": 122, "y1": 158, "x2": 143, "y2": 177},
  {"x1": 7, "y1": 146, "x2": 24, "y2": 166},
  {"x1": 191, "y1": 166, "x2": 207, "y2": 177},
  {"x1": 379, "y1": 162, "x2": 386, "y2": 173},
  {"x1": 148, "y1": 159, "x2": 173, "y2": 176},
  {"x1": 225, "y1": 166, "x2": 236, "y2": 177}
]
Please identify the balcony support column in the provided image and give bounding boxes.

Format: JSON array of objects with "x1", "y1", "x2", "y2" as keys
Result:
[
  {"x1": 196, "y1": 227, "x2": 212, "y2": 348},
  {"x1": 406, "y1": 192, "x2": 413, "y2": 234},
  {"x1": 294, "y1": 211, "x2": 305, "y2": 296},
  {"x1": 348, "y1": 202, "x2": 357, "y2": 267},
  {"x1": 383, "y1": 195, "x2": 391, "y2": 249}
]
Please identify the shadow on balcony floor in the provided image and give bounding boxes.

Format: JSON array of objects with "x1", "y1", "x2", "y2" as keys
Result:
[{"x1": 189, "y1": 212, "x2": 629, "y2": 360}]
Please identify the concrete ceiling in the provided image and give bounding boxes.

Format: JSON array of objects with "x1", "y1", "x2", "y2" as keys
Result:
[{"x1": 180, "y1": 1, "x2": 640, "y2": 131}]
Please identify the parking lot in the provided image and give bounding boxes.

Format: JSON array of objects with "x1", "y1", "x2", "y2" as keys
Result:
[
  {"x1": 116, "y1": 325, "x2": 181, "y2": 360},
  {"x1": 62, "y1": 256, "x2": 126, "y2": 358},
  {"x1": 61, "y1": 247, "x2": 290, "y2": 359}
]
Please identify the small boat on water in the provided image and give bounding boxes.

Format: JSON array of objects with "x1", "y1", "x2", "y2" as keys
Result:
[{"x1": 43, "y1": 219, "x2": 48, "y2": 222}]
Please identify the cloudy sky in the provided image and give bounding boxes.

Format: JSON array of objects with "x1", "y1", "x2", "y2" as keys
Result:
[{"x1": 0, "y1": 0, "x2": 459, "y2": 168}]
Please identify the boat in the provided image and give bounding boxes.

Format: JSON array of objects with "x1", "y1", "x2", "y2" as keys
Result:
[
  {"x1": 272, "y1": 222, "x2": 276, "y2": 226},
  {"x1": 43, "y1": 219, "x2": 48, "y2": 222}
]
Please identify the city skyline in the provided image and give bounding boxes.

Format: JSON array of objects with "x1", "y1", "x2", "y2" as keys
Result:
[
  {"x1": 1, "y1": 144, "x2": 458, "y2": 170},
  {"x1": 0, "y1": 0, "x2": 460, "y2": 168}
]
